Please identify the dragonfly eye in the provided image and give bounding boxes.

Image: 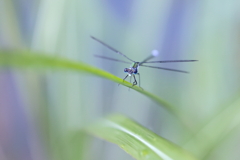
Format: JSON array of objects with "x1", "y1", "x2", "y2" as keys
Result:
[
  {"x1": 133, "y1": 69, "x2": 138, "y2": 74},
  {"x1": 124, "y1": 68, "x2": 128, "y2": 72}
]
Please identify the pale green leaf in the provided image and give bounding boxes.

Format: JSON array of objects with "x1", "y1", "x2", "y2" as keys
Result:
[
  {"x1": 85, "y1": 114, "x2": 198, "y2": 160},
  {"x1": 0, "y1": 50, "x2": 176, "y2": 114}
]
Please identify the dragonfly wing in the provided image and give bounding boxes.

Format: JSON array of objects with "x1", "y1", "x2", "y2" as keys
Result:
[
  {"x1": 139, "y1": 55, "x2": 155, "y2": 65},
  {"x1": 140, "y1": 65, "x2": 189, "y2": 73},
  {"x1": 91, "y1": 36, "x2": 135, "y2": 62},
  {"x1": 139, "y1": 50, "x2": 160, "y2": 65},
  {"x1": 142, "y1": 60, "x2": 198, "y2": 64},
  {"x1": 94, "y1": 55, "x2": 131, "y2": 64}
]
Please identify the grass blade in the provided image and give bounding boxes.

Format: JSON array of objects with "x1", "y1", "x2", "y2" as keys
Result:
[
  {"x1": 184, "y1": 94, "x2": 240, "y2": 159},
  {"x1": 85, "y1": 114, "x2": 198, "y2": 160},
  {"x1": 0, "y1": 50, "x2": 176, "y2": 114}
]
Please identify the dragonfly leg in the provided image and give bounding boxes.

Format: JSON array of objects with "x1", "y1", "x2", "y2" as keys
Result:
[
  {"x1": 137, "y1": 73, "x2": 143, "y2": 90},
  {"x1": 128, "y1": 76, "x2": 132, "y2": 91},
  {"x1": 131, "y1": 74, "x2": 137, "y2": 87},
  {"x1": 123, "y1": 74, "x2": 129, "y2": 81},
  {"x1": 118, "y1": 74, "x2": 128, "y2": 86}
]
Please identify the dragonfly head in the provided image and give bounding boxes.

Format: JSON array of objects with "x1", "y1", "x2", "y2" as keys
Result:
[
  {"x1": 133, "y1": 69, "x2": 138, "y2": 74},
  {"x1": 124, "y1": 68, "x2": 128, "y2": 73}
]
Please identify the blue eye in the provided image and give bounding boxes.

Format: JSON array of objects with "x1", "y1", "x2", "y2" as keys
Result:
[
  {"x1": 124, "y1": 68, "x2": 128, "y2": 72},
  {"x1": 133, "y1": 69, "x2": 138, "y2": 74}
]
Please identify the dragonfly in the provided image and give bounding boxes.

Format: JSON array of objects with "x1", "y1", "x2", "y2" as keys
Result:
[{"x1": 91, "y1": 36, "x2": 197, "y2": 88}]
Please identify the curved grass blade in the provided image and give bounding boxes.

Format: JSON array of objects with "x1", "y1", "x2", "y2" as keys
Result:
[
  {"x1": 0, "y1": 50, "x2": 176, "y2": 114},
  {"x1": 85, "y1": 114, "x2": 198, "y2": 160},
  {"x1": 183, "y1": 93, "x2": 240, "y2": 159}
]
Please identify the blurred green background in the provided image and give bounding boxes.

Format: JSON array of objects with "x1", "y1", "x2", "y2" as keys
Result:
[{"x1": 1, "y1": 0, "x2": 240, "y2": 160}]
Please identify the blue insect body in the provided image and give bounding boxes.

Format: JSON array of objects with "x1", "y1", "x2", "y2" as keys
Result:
[{"x1": 91, "y1": 36, "x2": 197, "y2": 88}]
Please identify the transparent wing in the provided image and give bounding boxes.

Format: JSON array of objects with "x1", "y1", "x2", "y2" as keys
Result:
[
  {"x1": 139, "y1": 55, "x2": 155, "y2": 65},
  {"x1": 141, "y1": 65, "x2": 189, "y2": 73},
  {"x1": 139, "y1": 50, "x2": 159, "y2": 65},
  {"x1": 91, "y1": 36, "x2": 135, "y2": 62},
  {"x1": 141, "y1": 60, "x2": 198, "y2": 64},
  {"x1": 94, "y1": 55, "x2": 131, "y2": 64}
]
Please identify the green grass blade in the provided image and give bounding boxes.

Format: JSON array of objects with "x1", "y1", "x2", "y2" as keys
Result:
[
  {"x1": 184, "y1": 94, "x2": 240, "y2": 159},
  {"x1": 63, "y1": 131, "x2": 92, "y2": 160},
  {"x1": 0, "y1": 50, "x2": 175, "y2": 113},
  {"x1": 85, "y1": 114, "x2": 198, "y2": 160}
]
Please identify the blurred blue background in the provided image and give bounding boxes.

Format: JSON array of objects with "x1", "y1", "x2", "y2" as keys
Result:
[{"x1": 1, "y1": 0, "x2": 240, "y2": 160}]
